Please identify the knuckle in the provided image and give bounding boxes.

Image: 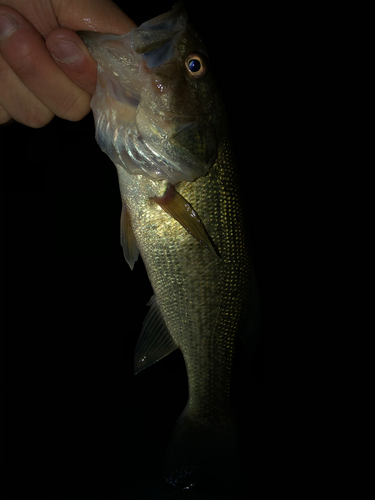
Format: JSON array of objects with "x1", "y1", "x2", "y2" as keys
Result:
[
  {"x1": 22, "y1": 102, "x2": 54, "y2": 128},
  {"x1": 0, "y1": 54, "x2": 11, "y2": 84},
  {"x1": 27, "y1": 111, "x2": 54, "y2": 129},
  {"x1": 56, "y1": 91, "x2": 91, "y2": 122},
  {"x1": 10, "y1": 40, "x2": 40, "y2": 79},
  {"x1": 1, "y1": 26, "x2": 44, "y2": 80},
  {"x1": 0, "y1": 59, "x2": 7, "y2": 80},
  {"x1": 0, "y1": 105, "x2": 12, "y2": 125}
]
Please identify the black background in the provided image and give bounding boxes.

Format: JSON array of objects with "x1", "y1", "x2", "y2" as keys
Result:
[{"x1": 1, "y1": 1, "x2": 267, "y2": 498}]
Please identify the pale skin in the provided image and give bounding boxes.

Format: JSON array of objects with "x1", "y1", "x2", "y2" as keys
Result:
[{"x1": 0, "y1": 0, "x2": 136, "y2": 127}]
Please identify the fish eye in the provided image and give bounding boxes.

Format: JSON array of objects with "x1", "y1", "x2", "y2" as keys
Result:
[{"x1": 185, "y1": 54, "x2": 206, "y2": 78}]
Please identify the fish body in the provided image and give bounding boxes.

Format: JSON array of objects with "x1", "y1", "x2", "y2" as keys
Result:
[
  {"x1": 80, "y1": 3, "x2": 259, "y2": 495},
  {"x1": 117, "y1": 132, "x2": 251, "y2": 427}
]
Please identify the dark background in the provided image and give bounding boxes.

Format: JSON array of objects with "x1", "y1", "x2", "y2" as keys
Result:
[{"x1": 1, "y1": 1, "x2": 267, "y2": 498}]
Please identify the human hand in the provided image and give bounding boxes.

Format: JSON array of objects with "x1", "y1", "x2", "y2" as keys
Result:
[{"x1": 0, "y1": 0, "x2": 136, "y2": 127}]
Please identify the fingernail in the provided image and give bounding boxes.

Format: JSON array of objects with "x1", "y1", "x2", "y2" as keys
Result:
[
  {"x1": 50, "y1": 39, "x2": 82, "y2": 64},
  {"x1": 0, "y1": 13, "x2": 19, "y2": 41}
]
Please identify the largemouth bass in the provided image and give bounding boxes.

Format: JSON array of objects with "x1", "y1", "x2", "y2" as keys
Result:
[{"x1": 80, "y1": 2, "x2": 260, "y2": 497}]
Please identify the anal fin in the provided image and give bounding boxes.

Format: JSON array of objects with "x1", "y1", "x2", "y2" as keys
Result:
[
  {"x1": 120, "y1": 202, "x2": 139, "y2": 270},
  {"x1": 151, "y1": 183, "x2": 220, "y2": 257},
  {"x1": 134, "y1": 296, "x2": 178, "y2": 374}
]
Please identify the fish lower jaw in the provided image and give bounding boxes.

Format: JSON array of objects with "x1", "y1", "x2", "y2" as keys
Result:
[{"x1": 117, "y1": 124, "x2": 213, "y2": 183}]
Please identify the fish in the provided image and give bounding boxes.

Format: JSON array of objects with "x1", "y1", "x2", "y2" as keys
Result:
[{"x1": 80, "y1": 2, "x2": 260, "y2": 497}]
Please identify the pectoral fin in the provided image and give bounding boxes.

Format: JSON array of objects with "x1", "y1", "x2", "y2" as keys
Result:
[
  {"x1": 120, "y1": 202, "x2": 139, "y2": 270},
  {"x1": 134, "y1": 296, "x2": 178, "y2": 374},
  {"x1": 151, "y1": 184, "x2": 220, "y2": 257}
]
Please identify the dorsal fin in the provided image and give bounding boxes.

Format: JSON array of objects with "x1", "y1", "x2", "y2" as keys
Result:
[
  {"x1": 120, "y1": 202, "x2": 139, "y2": 270},
  {"x1": 151, "y1": 184, "x2": 220, "y2": 257},
  {"x1": 134, "y1": 296, "x2": 178, "y2": 374}
]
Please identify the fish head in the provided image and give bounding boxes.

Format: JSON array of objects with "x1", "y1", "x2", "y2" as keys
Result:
[{"x1": 80, "y1": 3, "x2": 223, "y2": 183}]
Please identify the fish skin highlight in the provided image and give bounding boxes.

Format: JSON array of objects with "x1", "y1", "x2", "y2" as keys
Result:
[{"x1": 80, "y1": 2, "x2": 260, "y2": 495}]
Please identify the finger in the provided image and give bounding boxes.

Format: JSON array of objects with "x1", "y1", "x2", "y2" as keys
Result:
[
  {"x1": 0, "y1": 0, "x2": 59, "y2": 38},
  {"x1": 46, "y1": 28, "x2": 97, "y2": 95},
  {"x1": 0, "y1": 0, "x2": 136, "y2": 39},
  {"x1": 0, "y1": 6, "x2": 91, "y2": 122},
  {"x1": 0, "y1": 51, "x2": 54, "y2": 128},
  {"x1": 0, "y1": 7, "x2": 54, "y2": 127}
]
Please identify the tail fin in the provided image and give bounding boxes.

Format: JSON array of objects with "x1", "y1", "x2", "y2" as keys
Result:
[{"x1": 156, "y1": 406, "x2": 245, "y2": 499}]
